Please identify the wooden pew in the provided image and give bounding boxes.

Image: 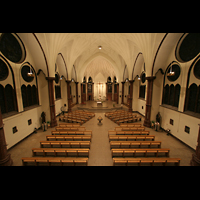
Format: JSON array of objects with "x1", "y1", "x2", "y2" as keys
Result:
[
  {"x1": 120, "y1": 123, "x2": 142, "y2": 127},
  {"x1": 108, "y1": 130, "x2": 150, "y2": 136},
  {"x1": 46, "y1": 135, "x2": 91, "y2": 141},
  {"x1": 52, "y1": 130, "x2": 92, "y2": 136},
  {"x1": 115, "y1": 127, "x2": 145, "y2": 131},
  {"x1": 59, "y1": 123, "x2": 81, "y2": 127},
  {"x1": 40, "y1": 141, "x2": 91, "y2": 148},
  {"x1": 22, "y1": 157, "x2": 88, "y2": 166},
  {"x1": 111, "y1": 148, "x2": 170, "y2": 157},
  {"x1": 55, "y1": 127, "x2": 86, "y2": 131},
  {"x1": 113, "y1": 157, "x2": 181, "y2": 166},
  {"x1": 109, "y1": 135, "x2": 155, "y2": 142},
  {"x1": 32, "y1": 148, "x2": 89, "y2": 157},
  {"x1": 110, "y1": 141, "x2": 161, "y2": 149}
]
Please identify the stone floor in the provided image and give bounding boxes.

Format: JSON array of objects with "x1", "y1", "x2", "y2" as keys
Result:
[{"x1": 8, "y1": 101, "x2": 195, "y2": 166}]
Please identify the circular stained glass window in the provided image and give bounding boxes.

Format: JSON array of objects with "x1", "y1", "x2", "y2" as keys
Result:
[
  {"x1": 0, "y1": 58, "x2": 9, "y2": 81},
  {"x1": 176, "y1": 33, "x2": 200, "y2": 63},
  {"x1": 21, "y1": 65, "x2": 34, "y2": 82},
  {"x1": 0, "y1": 33, "x2": 25, "y2": 63},
  {"x1": 193, "y1": 59, "x2": 200, "y2": 79},
  {"x1": 167, "y1": 64, "x2": 181, "y2": 82}
]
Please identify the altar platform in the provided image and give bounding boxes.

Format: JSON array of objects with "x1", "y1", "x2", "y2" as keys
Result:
[{"x1": 74, "y1": 101, "x2": 128, "y2": 113}]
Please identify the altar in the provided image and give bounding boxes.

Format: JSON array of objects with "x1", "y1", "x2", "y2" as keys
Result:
[{"x1": 97, "y1": 101, "x2": 102, "y2": 106}]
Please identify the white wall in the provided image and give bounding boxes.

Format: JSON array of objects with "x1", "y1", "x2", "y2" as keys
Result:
[
  {"x1": 159, "y1": 106, "x2": 199, "y2": 149},
  {"x1": 4, "y1": 106, "x2": 42, "y2": 149}
]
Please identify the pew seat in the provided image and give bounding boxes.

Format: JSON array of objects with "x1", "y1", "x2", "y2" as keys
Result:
[
  {"x1": 113, "y1": 157, "x2": 181, "y2": 166},
  {"x1": 22, "y1": 157, "x2": 88, "y2": 166},
  {"x1": 40, "y1": 141, "x2": 90, "y2": 148},
  {"x1": 111, "y1": 148, "x2": 170, "y2": 157},
  {"x1": 32, "y1": 148, "x2": 89, "y2": 157},
  {"x1": 110, "y1": 141, "x2": 161, "y2": 149},
  {"x1": 46, "y1": 135, "x2": 91, "y2": 141}
]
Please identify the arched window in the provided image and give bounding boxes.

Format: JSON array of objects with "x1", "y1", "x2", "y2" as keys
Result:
[
  {"x1": 21, "y1": 84, "x2": 27, "y2": 108},
  {"x1": 174, "y1": 84, "x2": 181, "y2": 107},
  {"x1": 186, "y1": 83, "x2": 198, "y2": 112},
  {"x1": 162, "y1": 62, "x2": 181, "y2": 108},
  {"x1": 0, "y1": 56, "x2": 18, "y2": 115},
  {"x1": 139, "y1": 72, "x2": 146, "y2": 99},
  {"x1": 5, "y1": 84, "x2": 15, "y2": 112},
  {"x1": 184, "y1": 56, "x2": 200, "y2": 115},
  {"x1": 0, "y1": 84, "x2": 6, "y2": 114},
  {"x1": 20, "y1": 63, "x2": 39, "y2": 109},
  {"x1": 55, "y1": 73, "x2": 61, "y2": 100},
  {"x1": 169, "y1": 85, "x2": 175, "y2": 106}
]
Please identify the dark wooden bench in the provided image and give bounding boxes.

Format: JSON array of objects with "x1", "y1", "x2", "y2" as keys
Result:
[
  {"x1": 46, "y1": 135, "x2": 91, "y2": 141},
  {"x1": 51, "y1": 130, "x2": 92, "y2": 136},
  {"x1": 55, "y1": 127, "x2": 86, "y2": 131},
  {"x1": 40, "y1": 141, "x2": 91, "y2": 148},
  {"x1": 109, "y1": 135, "x2": 155, "y2": 142},
  {"x1": 59, "y1": 123, "x2": 81, "y2": 127},
  {"x1": 22, "y1": 157, "x2": 88, "y2": 166},
  {"x1": 120, "y1": 123, "x2": 142, "y2": 127},
  {"x1": 32, "y1": 148, "x2": 89, "y2": 157},
  {"x1": 110, "y1": 141, "x2": 161, "y2": 149},
  {"x1": 113, "y1": 157, "x2": 181, "y2": 166},
  {"x1": 108, "y1": 130, "x2": 150, "y2": 136},
  {"x1": 111, "y1": 148, "x2": 170, "y2": 157},
  {"x1": 115, "y1": 127, "x2": 145, "y2": 131}
]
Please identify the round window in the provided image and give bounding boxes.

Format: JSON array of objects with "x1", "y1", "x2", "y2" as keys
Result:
[
  {"x1": 0, "y1": 33, "x2": 26, "y2": 63},
  {"x1": 167, "y1": 64, "x2": 181, "y2": 82},
  {"x1": 193, "y1": 59, "x2": 200, "y2": 79},
  {"x1": 21, "y1": 65, "x2": 34, "y2": 82},
  {"x1": 176, "y1": 33, "x2": 200, "y2": 63},
  {"x1": 0, "y1": 58, "x2": 9, "y2": 81}
]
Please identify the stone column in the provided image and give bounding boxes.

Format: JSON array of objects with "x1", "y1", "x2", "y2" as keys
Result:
[
  {"x1": 66, "y1": 80, "x2": 72, "y2": 112},
  {"x1": 46, "y1": 77, "x2": 57, "y2": 127},
  {"x1": 128, "y1": 80, "x2": 134, "y2": 112},
  {"x1": 190, "y1": 124, "x2": 200, "y2": 166},
  {"x1": 0, "y1": 107, "x2": 13, "y2": 166},
  {"x1": 144, "y1": 76, "x2": 156, "y2": 127}
]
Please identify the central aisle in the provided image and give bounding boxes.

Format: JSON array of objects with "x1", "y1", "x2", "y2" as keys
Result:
[{"x1": 83, "y1": 112, "x2": 116, "y2": 166}]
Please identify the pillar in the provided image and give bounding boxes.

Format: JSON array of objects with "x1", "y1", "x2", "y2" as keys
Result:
[
  {"x1": 0, "y1": 107, "x2": 13, "y2": 166},
  {"x1": 121, "y1": 81, "x2": 125, "y2": 104},
  {"x1": 66, "y1": 80, "x2": 72, "y2": 112},
  {"x1": 144, "y1": 76, "x2": 156, "y2": 127},
  {"x1": 46, "y1": 77, "x2": 57, "y2": 127},
  {"x1": 190, "y1": 124, "x2": 200, "y2": 166},
  {"x1": 128, "y1": 80, "x2": 134, "y2": 112}
]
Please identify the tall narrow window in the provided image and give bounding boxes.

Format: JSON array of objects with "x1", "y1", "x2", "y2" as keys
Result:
[{"x1": 0, "y1": 56, "x2": 18, "y2": 115}]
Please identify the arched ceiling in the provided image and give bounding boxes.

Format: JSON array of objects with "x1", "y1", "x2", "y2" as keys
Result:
[
  {"x1": 84, "y1": 56, "x2": 116, "y2": 83},
  {"x1": 18, "y1": 33, "x2": 185, "y2": 82}
]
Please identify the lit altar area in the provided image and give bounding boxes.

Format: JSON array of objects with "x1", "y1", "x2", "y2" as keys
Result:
[{"x1": 94, "y1": 82, "x2": 106, "y2": 104}]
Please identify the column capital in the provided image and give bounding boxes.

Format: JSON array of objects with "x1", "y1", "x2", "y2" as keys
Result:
[
  {"x1": 46, "y1": 77, "x2": 55, "y2": 81},
  {"x1": 145, "y1": 76, "x2": 156, "y2": 81}
]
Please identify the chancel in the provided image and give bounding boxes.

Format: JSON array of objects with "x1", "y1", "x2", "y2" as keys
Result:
[{"x1": 0, "y1": 33, "x2": 200, "y2": 166}]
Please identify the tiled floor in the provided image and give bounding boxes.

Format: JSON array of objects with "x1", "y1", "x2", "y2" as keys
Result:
[{"x1": 8, "y1": 101, "x2": 195, "y2": 166}]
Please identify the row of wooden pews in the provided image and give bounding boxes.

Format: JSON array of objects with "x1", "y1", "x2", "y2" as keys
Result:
[
  {"x1": 21, "y1": 123, "x2": 92, "y2": 166},
  {"x1": 59, "y1": 110, "x2": 95, "y2": 125},
  {"x1": 105, "y1": 110, "x2": 141, "y2": 125},
  {"x1": 108, "y1": 123, "x2": 181, "y2": 166}
]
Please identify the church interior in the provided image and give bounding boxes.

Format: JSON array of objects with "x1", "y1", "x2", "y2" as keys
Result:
[{"x1": 0, "y1": 33, "x2": 200, "y2": 166}]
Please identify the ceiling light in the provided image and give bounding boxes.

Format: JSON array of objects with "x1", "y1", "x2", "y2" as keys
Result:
[{"x1": 98, "y1": 46, "x2": 102, "y2": 50}]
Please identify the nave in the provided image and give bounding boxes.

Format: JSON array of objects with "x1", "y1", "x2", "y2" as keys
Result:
[{"x1": 8, "y1": 104, "x2": 195, "y2": 166}]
